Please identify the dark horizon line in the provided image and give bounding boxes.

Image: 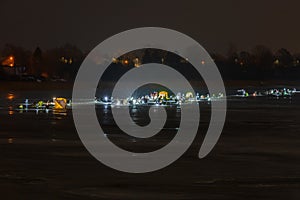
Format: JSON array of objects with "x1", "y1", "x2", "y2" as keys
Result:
[{"x1": 1, "y1": 43, "x2": 300, "y2": 57}]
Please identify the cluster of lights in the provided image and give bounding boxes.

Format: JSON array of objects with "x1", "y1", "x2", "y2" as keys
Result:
[
  {"x1": 60, "y1": 57, "x2": 73, "y2": 64},
  {"x1": 112, "y1": 57, "x2": 206, "y2": 67},
  {"x1": 1, "y1": 55, "x2": 15, "y2": 67},
  {"x1": 8, "y1": 56, "x2": 14, "y2": 67},
  {"x1": 112, "y1": 57, "x2": 141, "y2": 67},
  {"x1": 95, "y1": 90, "x2": 226, "y2": 107}
]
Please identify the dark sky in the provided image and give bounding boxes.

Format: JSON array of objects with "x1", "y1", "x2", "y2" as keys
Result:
[{"x1": 1, "y1": 0, "x2": 300, "y2": 55}]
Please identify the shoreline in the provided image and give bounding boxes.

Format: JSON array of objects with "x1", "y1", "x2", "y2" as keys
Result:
[
  {"x1": 1, "y1": 80, "x2": 300, "y2": 92},
  {"x1": 0, "y1": 80, "x2": 74, "y2": 92}
]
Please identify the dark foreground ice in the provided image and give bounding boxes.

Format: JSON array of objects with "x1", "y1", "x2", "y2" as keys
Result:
[{"x1": 0, "y1": 91, "x2": 299, "y2": 199}]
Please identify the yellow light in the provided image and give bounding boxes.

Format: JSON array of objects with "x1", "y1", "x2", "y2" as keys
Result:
[
  {"x1": 112, "y1": 57, "x2": 117, "y2": 63},
  {"x1": 274, "y1": 59, "x2": 280, "y2": 65},
  {"x1": 124, "y1": 60, "x2": 129, "y2": 64},
  {"x1": 9, "y1": 56, "x2": 13, "y2": 60}
]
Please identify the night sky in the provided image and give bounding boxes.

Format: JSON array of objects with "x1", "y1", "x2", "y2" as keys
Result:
[{"x1": 1, "y1": 0, "x2": 300, "y2": 54}]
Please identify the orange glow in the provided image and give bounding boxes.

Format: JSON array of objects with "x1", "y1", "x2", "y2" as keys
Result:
[
  {"x1": 41, "y1": 72, "x2": 49, "y2": 78},
  {"x1": 2, "y1": 56, "x2": 14, "y2": 67},
  {"x1": 7, "y1": 93, "x2": 15, "y2": 100},
  {"x1": 8, "y1": 138, "x2": 14, "y2": 144},
  {"x1": 124, "y1": 60, "x2": 129, "y2": 65}
]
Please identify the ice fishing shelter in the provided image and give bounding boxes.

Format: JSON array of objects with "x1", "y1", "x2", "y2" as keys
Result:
[
  {"x1": 54, "y1": 98, "x2": 67, "y2": 109},
  {"x1": 185, "y1": 92, "x2": 194, "y2": 99},
  {"x1": 158, "y1": 91, "x2": 169, "y2": 99}
]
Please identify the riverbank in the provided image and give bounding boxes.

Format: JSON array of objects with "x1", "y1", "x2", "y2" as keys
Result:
[{"x1": 0, "y1": 80, "x2": 74, "y2": 92}]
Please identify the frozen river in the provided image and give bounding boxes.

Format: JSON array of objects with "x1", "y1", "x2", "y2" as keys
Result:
[{"x1": 0, "y1": 90, "x2": 299, "y2": 199}]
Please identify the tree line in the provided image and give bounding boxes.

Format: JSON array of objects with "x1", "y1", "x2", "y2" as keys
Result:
[
  {"x1": 212, "y1": 45, "x2": 300, "y2": 80},
  {"x1": 0, "y1": 43, "x2": 84, "y2": 81},
  {"x1": 1, "y1": 44, "x2": 300, "y2": 81}
]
